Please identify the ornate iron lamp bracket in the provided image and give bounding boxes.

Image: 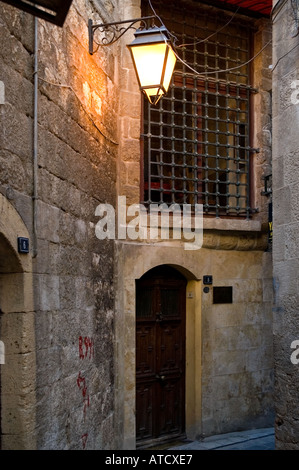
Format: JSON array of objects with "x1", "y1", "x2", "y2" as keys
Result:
[{"x1": 88, "y1": 16, "x2": 156, "y2": 54}]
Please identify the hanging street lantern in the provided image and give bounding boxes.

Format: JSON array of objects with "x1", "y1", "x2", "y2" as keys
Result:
[{"x1": 127, "y1": 25, "x2": 177, "y2": 105}]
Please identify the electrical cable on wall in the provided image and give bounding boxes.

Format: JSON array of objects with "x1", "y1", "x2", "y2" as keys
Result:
[
  {"x1": 147, "y1": 0, "x2": 272, "y2": 78},
  {"x1": 38, "y1": 77, "x2": 119, "y2": 146},
  {"x1": 291, "y1": 0, "x2": 299, "y2": 34},
  {"x1": 270, "y1": 0, "x2": 299, "y2": 72},
  {"x1": 271, "y1": 41, "x2": 299, "y2": 73},
  {"x1": 176, "y1": 6, "x2": 240, "y2": 48},
  {"x1": 172, "y1": 39, "x2": 272, "y2": 77}
]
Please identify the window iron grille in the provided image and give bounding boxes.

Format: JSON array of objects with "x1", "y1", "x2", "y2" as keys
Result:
[{"x1": 141, "y1": 1, "x2": 257, "y2": 218}]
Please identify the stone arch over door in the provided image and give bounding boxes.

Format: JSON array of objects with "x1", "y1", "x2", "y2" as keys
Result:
[
  {"x1": 0, "y1": 193, "x2": 36, "y2": 449},
  {"x1": 115, "y1": 244, "x2": 203, "y2": 449}
]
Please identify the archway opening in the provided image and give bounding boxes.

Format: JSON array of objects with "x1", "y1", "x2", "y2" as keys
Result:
[
  {"x1": 138, "y1": 264, "x2": 188, "y2": 281},
  {"x1": 0, "y1": 195, "x2": 35, "y2": 450},
  {"x1": 0, "y1": 233, "x2": 25, "y2": 449},
  {"x1": 135, "y1": 264, "x2": 187, "y2": 448},
  {"x1": 0, "y1": 233, "x2": 23, "y2": 273}
]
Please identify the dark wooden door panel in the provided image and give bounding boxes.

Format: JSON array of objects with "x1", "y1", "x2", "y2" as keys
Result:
[
  {"x1": 136, "y1": 286, "x2": 156, "y2": 319},
  {"x1": 158, "y1": 323, "x2": 183, "y2": 375},
  {"x1": 136, "y1": 381, "x2": 155, "y2": 441},
  {"x1": 136, "y1": 325, "x2": 156, "y2": 377},
  {"x1": 160, "y1": 287, "x2": 183, "y2": 318},
  {"x1": 136, "y1": 267, "x2": 186, "y2": 445},
  {"x1": 157, "y1": 378, "x2": 184, "y2": 437}
]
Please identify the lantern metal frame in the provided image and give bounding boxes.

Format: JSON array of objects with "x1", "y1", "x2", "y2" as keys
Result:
[
  {"x1": 126, "y1": 25, "x2": 177, "y2": 105},
  {"x1": 88, "y1": 16, "x2": 156, "y2": 54}
]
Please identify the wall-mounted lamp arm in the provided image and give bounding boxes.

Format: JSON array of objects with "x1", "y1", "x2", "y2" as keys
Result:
[
  {"x1": 88, "y1": 16, "x2": 156, "y2": 54},
  {"x1": 88, "y1": 16, "x2": 177, "y2": 105}
]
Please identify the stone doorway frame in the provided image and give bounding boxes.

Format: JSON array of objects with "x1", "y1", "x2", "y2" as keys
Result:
[
  {"x1": 0, "y1": 194, "x2": 36, "y2": 449},
  {"x1": 115, "y1": 243, "x2": 202, "y2": 449}
]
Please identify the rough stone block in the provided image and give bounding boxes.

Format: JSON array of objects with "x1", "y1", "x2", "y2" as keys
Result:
[
  {"x1": 34, "y1": 274, "x2": 60, "y2": 311},
  {"x1": 212, "y1": 350, "x2": 246, "y2": 375},
  {"x1": 285, "y1": 224, "x2": 299, "y2": 260},
  {"x1": 119, "y1": 91, "x2": 140, "y2": 118},
  {"x1": 37, "y1": 200, "x2": 60, "y2": 243},
  {"x1": 0, "y1": 150, "x2": 27, "y2": 193},
  {"x1": 0, "y1": 272, "x2": 33, "y2": 313}
]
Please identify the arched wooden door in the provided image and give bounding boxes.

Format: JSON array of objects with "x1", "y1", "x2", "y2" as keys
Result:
[{"x1": 136, "y1": 266, "x2": 187, "y2": 447}]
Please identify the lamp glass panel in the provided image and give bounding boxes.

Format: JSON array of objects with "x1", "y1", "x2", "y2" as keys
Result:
[
  {"x1": 144, "y1": 88, "x2": 163, "y2": 102},
  {"x1": 163, "y1": 47, "x2": 177, "y2": 91},
  {"x1": 131, "y1": 43, "x2": 168, "y2": 89}
]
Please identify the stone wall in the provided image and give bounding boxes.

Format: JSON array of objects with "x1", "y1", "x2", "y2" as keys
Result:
[
  {"x1": 0, "y1": 0, "x2": 276, "y2": 450},
  {"x1": 272, "y1": 0, "x2": 299, "y2": 450},
  {"x1": 116, "y1": 242, "x2": 274, "y2": 446},
  {"x1": 0, "y1": 0, "x2": 118, "y2": 450},
  {"x1": 114, "y1": 0, "x2": 274, "y2": 447}
]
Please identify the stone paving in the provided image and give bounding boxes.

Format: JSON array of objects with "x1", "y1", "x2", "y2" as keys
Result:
[{"x1": 169, "y1": 427, "x2": 275, "y2": 451}]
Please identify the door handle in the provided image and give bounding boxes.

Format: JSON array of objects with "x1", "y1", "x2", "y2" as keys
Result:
[
  {"x1": 156, "y1": 312, "x2": 163, "y2": 322},
  {"x1": 155, "y1": 374, "x2": 166, "y2": 381}
]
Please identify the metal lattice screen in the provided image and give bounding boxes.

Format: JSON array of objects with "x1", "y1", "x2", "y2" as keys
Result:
[{"x1": 141, "y1": 1, "x2": 256, "y2": 218}]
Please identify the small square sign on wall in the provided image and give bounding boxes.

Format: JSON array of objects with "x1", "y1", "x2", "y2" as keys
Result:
[
  {"x1": 18, "y1": 237, "x2": 29, "y2": 254},
  {"x1": 213, "y1": 286, "x2": 233, "y2": 304},
  {"x1": 203, "y1": 275, "x2": 213, "y2": 285}
]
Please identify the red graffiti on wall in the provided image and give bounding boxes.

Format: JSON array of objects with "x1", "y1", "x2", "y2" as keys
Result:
[
  {"x1": 79, "y1": 336, "x2": 94, "y2": 360},
  {"x1": 77, "y1": 336, "x2": 94, "y2": 449},
  {"x1": 77, "y1": 371, "x2": 90, "y2": 418},
  {"x1": 81, "y1": 433, "x2": 88, "y2": 450}
]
